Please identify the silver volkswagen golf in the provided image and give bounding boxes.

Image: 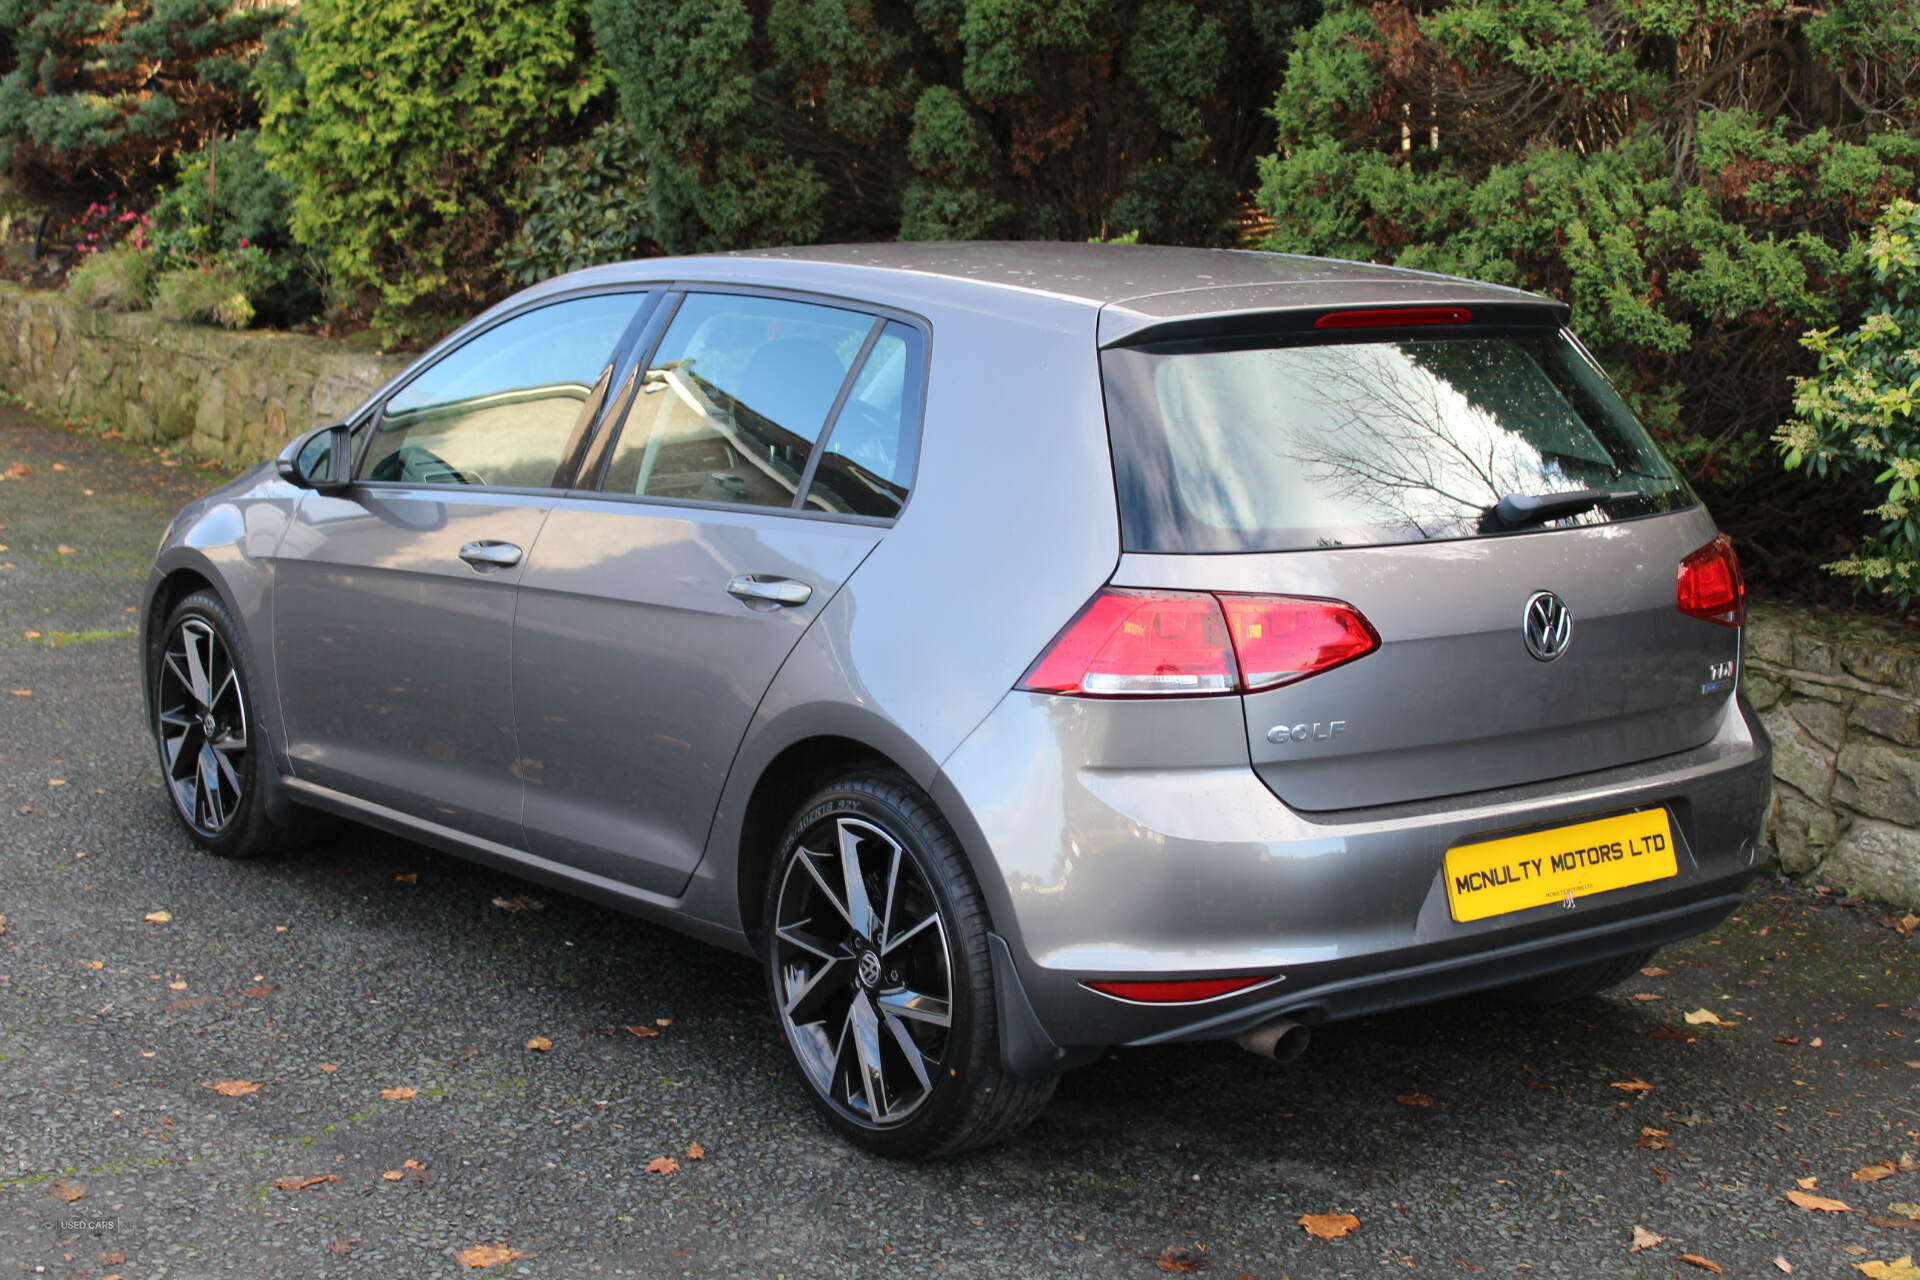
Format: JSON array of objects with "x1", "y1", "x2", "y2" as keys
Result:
[{"x1": 142, "y1": 243, "x2": 1771, "y2": 1157}]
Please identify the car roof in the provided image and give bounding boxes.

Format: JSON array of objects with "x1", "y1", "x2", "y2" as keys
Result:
[{"x1": 516, "y1": 241, "x2": 1562, "y2": 345}]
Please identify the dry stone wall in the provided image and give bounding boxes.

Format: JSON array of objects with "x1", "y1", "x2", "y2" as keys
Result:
[
  {"x1": 1748, "y1": 604, "x2": 1920, "y2": 909},
  {"x1": 0, "y1": 282, "x2": 406, "y2": 466}
]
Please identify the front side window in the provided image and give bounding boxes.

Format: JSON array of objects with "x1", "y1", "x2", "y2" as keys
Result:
[
  {"x1": 360, "y1": 292, "x2": 645, "y2": 488},
  {"x1": 602, "y1": 293, "x2": 877, "y2": 509}
]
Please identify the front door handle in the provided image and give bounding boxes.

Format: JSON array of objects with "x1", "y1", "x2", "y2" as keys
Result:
[
  {"x1": 458, "y1": 540, "x2": 523, "y2": 571},
  {"x1": 727, "y1": 574, "x2": 813, "y2": 608}
]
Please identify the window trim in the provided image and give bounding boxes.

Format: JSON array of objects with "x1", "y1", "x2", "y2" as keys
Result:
[
  {"x1": 348, "y1": 285, "x2": 661, "y2": 493},
  {"x1": 575, "y1": 282, "x2": 932, "y2": 524}
]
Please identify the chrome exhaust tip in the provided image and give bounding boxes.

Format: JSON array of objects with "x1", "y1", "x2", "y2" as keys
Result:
[{"x1": 1235, "y1": 1017, "x2": 1310, "y2": 1063}]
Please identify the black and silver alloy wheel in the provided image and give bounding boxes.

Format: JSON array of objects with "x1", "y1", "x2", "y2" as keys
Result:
[
  {"x1": 771, "y1": 814, "x2": 954, "y2": 1127},
  {"x1": 156, "y1": 615, "x2": 251, "y2": 836},
  {"x1": 763, "y1": 772, "x2": 1058, "y2": 1158}
]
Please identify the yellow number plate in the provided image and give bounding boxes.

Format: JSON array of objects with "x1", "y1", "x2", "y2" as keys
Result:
[{"x1": 1444, "y1": 809, "x2": 1677, "y2": 923}]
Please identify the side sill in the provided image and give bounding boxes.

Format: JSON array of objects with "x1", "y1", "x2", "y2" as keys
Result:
[{"x1": 280, "y1": 777, "x2": 753, "y2": 956}]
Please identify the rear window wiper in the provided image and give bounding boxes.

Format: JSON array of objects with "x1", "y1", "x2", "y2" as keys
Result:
[{"x1": 1482, "y1": 487, "x2": 1645, "y2": 532}]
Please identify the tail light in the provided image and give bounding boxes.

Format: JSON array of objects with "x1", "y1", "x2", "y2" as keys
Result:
[
  {"x1": 1018, "y1": 588, "x2": 1379, "y2": 698},
  {"x1": 1678, "y1": 534, "x2": 1745, "y2": 627},
  {"x1": 1218, "y1": 594, "x2": 1379, "y2": 691}
]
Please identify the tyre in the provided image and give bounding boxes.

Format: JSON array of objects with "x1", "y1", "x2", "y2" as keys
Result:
[
  {"x1": 1495, "y1": 947, "x2": 1657, "y2": 1006},
  {"x1": 151, "y1": 590, "x2": 301, "y2": 859},
  {"x1": 762, "y1": 770, "x2": 1057, "y2": 1158}
]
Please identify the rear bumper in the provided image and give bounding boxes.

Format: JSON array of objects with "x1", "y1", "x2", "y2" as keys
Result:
[{"x1": 933, "y1": 689, "x2": 1770, "y2": 1058}]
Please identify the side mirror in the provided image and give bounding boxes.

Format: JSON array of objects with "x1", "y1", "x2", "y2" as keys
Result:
[{"x1": 275, "y1": 422, "x2": 352, "y2": 492}]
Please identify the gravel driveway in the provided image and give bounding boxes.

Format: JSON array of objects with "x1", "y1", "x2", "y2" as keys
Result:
[{"x1": 3, "y1": 401, "x2": 1919, "y2": 1279}]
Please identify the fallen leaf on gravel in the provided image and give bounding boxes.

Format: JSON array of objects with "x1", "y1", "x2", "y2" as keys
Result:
[
  {"x1": 394, "y1": 873, "x2": 417, "y2": 884},
  {"x1": 1774, "y1": 1258, "x2": 1793, "y2": 1273},
  {"x1": 143, "y1": 910, "x2": 171, "y2": 924},
  {"x1": 454, "y1": 1245, "x2": 522, "y2": 1269},
  {"x1": 1635, "y1": 1128, "x2": 1673, "y2": 1150},
  {"x1": 1890, "y1": 1204, "x2": 1920, "y2": 1221},
  {"x1": 326, "y1": 1240, "x2": 356, "y2": 1254},
  {"x1": 1154, "y1": 1245, "x2": 1209, "y2": 1273},
  {"x1": 1872, "y1": 1217, "x2": 1920, "y2": 1233},
  {"x1": 1777, "y1": 1036, "x2": 1802, "y2": 1045},
  {"x1": 1797, "y1": 1176, "x2": 1820, "y2": 1189},
  {"x1": 1612, "y1": 1078, "x2": 1654, "y2": 1092},
  {"x1": 1298, "y1": 1213, "x2": 1359, "y2": 1239},
  {"x1": 1902, "y1": 1156, "x2": 1920, "y2": 1173},
  {"x1": 0, "y1": 915, "x2": 7, "y2": 935},
  {"x1": 1857, "y1": 1259, "x2": 1920, "y2": 1280},
  {"x1": 526, "y1": 1036, "x2": 552, "y2": 1052},
  {"x1": 686, "y1": 1142, "x2": 704, "y2": 1160},
  {"x1": 1631, "y1": 1225, "x2": 1663, "y2": 1251},
  {"x1": 167, "y1": 980, "x2": 187, "y2": 991},
  {"x1": 84, "y1": 960, "x2": 102, "y2": 970},
  {"x1": 1649, "y1": 1025, "x2": 1697, "y2": 1042},
  {"x1": 55, "y1": 544, "x2": 75, "y2": 554},
  {"x1": 383, "y1": 1169, "x2": 405, "y2": 1181},
  {"x1": 1641, "y1": 966, "x2": 1669, "y2": 977},
  {"x1": 52, "y1": 1181, "x2": 83, "y2": 1202},
  {"x1": 1395, "y1": 1092, "x2": 1433, "y2": 1107},
  {"x1": 645, "y1": 1156, "x2": 680, "y2": 1176},
  {"x1": 1684, "y1": 1008, "x2": 1726, "y2": 1026},
  {"x1": 48, "y1": 778, "x2": 65, "y2": 786},
  {"x1": 1787, "y1": 1189, "x2": 1852, "y2": 1212},
  {"x1": 318, "y1": 1063, "x2": 338, "y2": 1073},
  {"x1": 1858, "y1": 1163, "x2": 1899, "y2": 1182},
  {"x1": 381, "y1": 1086, "x2": 417, "y2": 1100},
  {"x1": 656, "y1": 1017, "x2": 673, "y2": 1027},
  {"x1": 1680, "y1": 1254, "x2": 1724, "y2": 1274},
  {"x1": 625, "y1": 1024, "x2": 659, "y2": 1038},
  {"x1": 8, "y1": 688, "x2": 29, "y2": 696},
  {"x1": 491, "y1": 895, "x2": 543, "y2": 912},
  {"x1": 272, "y1": 1175, "x2": 340, "y2": 1191},
  {"x1": 208, "y1": 1080, "x2": 260, "y2": 1097},
  {"x1": 1633, "y1": 992, "x2": 1664, "y2": 1001},
  {"x1": 1813, "y1": 1037, "x2": 1825, "y2": 1046},
  {"x1": 243, "y1": 985, "x2": 274, "y2": 997}
]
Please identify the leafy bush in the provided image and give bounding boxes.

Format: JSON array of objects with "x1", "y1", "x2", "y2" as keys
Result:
[
  {"x1": 257, "y1": 0, "x2": 608, "y2": 340},
  {"x1": 1255, "y1": 0, "x2": 1920, "y2": 588},
  {"x1": 1779, "y1": 198, "x2": 1920, "y2": 603},
  {"x1": 500, "y1": 117, "x2": 656, "y2": 286},
  {"x1": 151, "y1": 254, "x2": 258, "y2": 330},
  {"x1": 149, "y1": 130, "x2": 317, "y2": 327},
  {"x1": 65, "y1": 245, "x2": 152, "y2": 310},
  {"x1": 589, "y1": 0, "x2": 1314, "y2": 254},
  {"x1": 0, "y1": 0, "x2": 285, "y2": 211}
]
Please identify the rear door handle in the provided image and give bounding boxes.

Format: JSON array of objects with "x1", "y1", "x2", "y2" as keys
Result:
[
  {"x1": 727, "y1": 574, "x2": 813, "y2": 608},
  {"x1": 458, "y1": 540, "x2": 523, "y2": 571}
]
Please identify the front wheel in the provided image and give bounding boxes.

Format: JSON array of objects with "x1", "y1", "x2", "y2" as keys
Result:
[
  {"x1": 763, "y1": 771, "x2": 1055, "y2": 1158},
  {"x1": 151, "y1": 590, "x2": 300, "y2": 859}
]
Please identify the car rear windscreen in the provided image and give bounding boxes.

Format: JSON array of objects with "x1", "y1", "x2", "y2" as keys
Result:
[{"x1": 1101, "y1": 328, "x2": 1696, "y2": 553}]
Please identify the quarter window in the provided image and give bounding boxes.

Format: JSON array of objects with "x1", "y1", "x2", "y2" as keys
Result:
[
  {"x1": 360, "y1": 292, "x2": 645, "y2": 488},
  {"x1": 602, "y1": 293, "x2": 877, "y2": 510},
  {"x1": 802, "y1": 321, "x2": 921, "y2": 519}
]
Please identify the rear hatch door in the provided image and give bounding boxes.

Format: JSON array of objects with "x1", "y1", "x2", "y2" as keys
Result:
[{"x1": 1099, "y1": 309, "x2": 1741, "y2": 811}]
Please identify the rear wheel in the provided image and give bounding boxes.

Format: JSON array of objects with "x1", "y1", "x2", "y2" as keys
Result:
[
  {"x1": 151, "y1": 590, "x2": 300, "y2": 859},
  {"x1": 1495, "y1": 947, "x2": 1657, "y2": 1006},
  {"x1": 762, "y1": 770, "x2": 1055, "y2": 1158}
]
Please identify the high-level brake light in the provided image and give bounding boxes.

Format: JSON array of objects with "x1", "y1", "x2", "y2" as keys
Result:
[
  {"x1": 1018, "y1": 589, "x2": 1380, "y2": 698},
  {"x1": 1677, "y1": 534, "x2": 1745, "y2": 627},
  {"x1": 1313, "y1": 306, "x2": 1472, "y2": 329}
]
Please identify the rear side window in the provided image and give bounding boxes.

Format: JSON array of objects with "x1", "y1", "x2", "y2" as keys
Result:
[
  {"x1": 362, "y1": 292, "x2": 644, "y2": 488},
  {"x1": 1101, "y1": 329, "x2": 1695, "y2": 553},
  {"x1": 602, "y1": 293, "x2": 876, "y2": 510}
]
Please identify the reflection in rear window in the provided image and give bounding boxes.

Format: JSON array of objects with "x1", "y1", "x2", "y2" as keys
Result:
[{"x1": 1101, "y1": 330, "x2": 1695, "y2": 553}]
